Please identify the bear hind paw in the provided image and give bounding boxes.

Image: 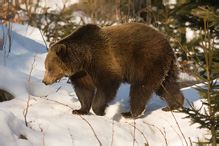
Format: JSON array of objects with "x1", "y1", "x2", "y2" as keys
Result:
[{"x1": 162, "y1": 106, "x2": 183, "y2": 112}]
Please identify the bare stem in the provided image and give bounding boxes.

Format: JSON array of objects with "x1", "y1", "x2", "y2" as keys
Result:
[
  {"x1": 170, "y1": 112, "x2": 188, "y2": 146},
  {"x1": 38, "y1": 124, "x2": 45, "y2": 146},
  {"x1": 133, "y1": 119, "x2": 136, "y2": 146},
  {"x1": 165, "y1": 119, "x2": 183, "y2": 145},
  {"x1": 143, "y1": 121, "x2": 168, "y2": 146},
  {"x1": 39, "y1": 28, "x2": 48, "y2": 51},
  {"x1": 68, "y1": 128, "x2": 74, "y2": 146},
  {"x1": 111, "y1": 119, "x2": 114, "y2": 146},
  {"x1": 124, "y1": 122, "x2": 149, "y2": 144},
  {"x1": 79, "y1": 115, "x2": 102, "y2": 146},
  {"x1": 24, "y1": 52, "x2": 37, "y2": 127}
]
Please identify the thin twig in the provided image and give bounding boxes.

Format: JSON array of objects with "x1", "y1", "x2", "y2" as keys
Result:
[
  {"x1": 24, "y1": 51, "x2": 37, "y2": 127},
  {"x1": 39, "y1": 28, "x2": 48, "y2": 51},
  {"x1": 38, "y1": 124, "x2": 45, "y2": 146},
  {"x1": 143, "y1": 121, "x2": 168, "y2": 146},
  {"x1": 79, "y1": 115, "x2": 102, "y2": 146},
  {"x1": 133, "y1": 120, "x2": 136, "y2": 146},
  {"x1": 186, "y1": 99, "x2": 195, "y2": 110},
  {"x1": 160, "y1": 76, "x2": 188, "y2": 146},
  {"x1": 170, "y1": 111, "x2": 188, "y2": 146},
  {"x1": 188, "y1": 137, "x2": 193, "y2": 145},
  {"x1": 129, "y1": 132, "x2": 139, "y2": 146},
  {"x1": 124, "y1": 122, "x2": 149, "y2": 144},
  {"x1": 163, "y1": 127, "x2": 167, "y2": 144},
  {"x1": 111, "y1": 119, "x2": 114, "y2": 146},
  {"x1": 40, "y1": 97, "x2": 74, "y2": 110},
  {"x1": 68, "y1": 128, "x2": 74, "y2": 146},
  {"x1": 165, "y1": 119, "x2": 183, "y2": 145},
  {"x1": 56, "y1": 86, "x2": 62, "y2": 92}
]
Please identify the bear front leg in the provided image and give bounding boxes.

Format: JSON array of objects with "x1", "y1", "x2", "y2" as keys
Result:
[
  {"x1": 122, "y1": 83, "x2": 153, "y2": 118},
  {"x1": 92, "y1": 82, "x2": 120, "y2": 116},
  {"x1": 70, "y1": 73, "x2": 95, "y2": 115}
]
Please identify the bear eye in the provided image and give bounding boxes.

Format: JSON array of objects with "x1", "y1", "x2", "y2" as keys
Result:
[{"x1": 48, "y1": 68, "x2": 52, "y2": 72}]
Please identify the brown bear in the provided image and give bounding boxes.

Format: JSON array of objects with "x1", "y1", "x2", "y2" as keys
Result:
[{"x1": 42, "y1": 23, "x2": 184, "y2": 118}]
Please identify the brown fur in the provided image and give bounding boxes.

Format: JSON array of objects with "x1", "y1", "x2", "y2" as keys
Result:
[{"x1": 42, "y1": 23, "x2": 184, "y2": 118}]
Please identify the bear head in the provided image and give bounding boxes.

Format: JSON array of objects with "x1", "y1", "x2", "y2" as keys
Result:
[{"x1": 42, "y1": 43, "x2": 69, "y2": 85}]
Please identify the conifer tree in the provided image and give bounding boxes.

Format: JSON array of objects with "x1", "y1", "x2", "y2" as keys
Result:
[{"x1": 179, "y1": 7, "x2": 219, "y2": 145}]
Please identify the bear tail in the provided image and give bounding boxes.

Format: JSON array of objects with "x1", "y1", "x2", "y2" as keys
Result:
[{"x1": 156, "y1": 55, "x2": 185, "y2": 110}]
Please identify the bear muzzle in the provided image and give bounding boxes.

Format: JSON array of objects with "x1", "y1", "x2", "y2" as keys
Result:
[
  {"x1": 42, "y1": 80, "x2": 48, "y2": 85},
  {"x1": 42, "y1": 77, "x2": 60, "y2": 85},
  {"x1": 42, "y1": 77, "x2": 54, "y2": 85}
]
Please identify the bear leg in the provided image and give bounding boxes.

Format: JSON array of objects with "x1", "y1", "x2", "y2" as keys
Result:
[
  {"x1": 70, "y1": 73, "x2": 96, "y2": 115},
  {"x1": 156, "y1": 81, "x2": 184, "y2": 111},
  {"x1": 92, "y1": 82, "x2": 120, "y2": 116},
  {"x1": 122, "y1": 83, "x2": 153, "y2": 118},
  {"x1": 155, "y1": 59, "x2": 185, "y2": 111}
]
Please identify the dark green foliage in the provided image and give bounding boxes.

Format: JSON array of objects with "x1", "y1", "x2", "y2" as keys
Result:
[
  {"x1": 180, "y1": 104, "x2": 212, "y2": 130},
  {"x1": 179, "y1": 9, "x2": 219, "y2": 144}
]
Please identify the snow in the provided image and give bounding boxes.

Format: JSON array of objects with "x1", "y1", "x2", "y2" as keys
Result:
[
  {"x1": 9, "y1": 23, "x2": 48, "y2": 46},
  {"x1": 39, "y1": 0, "x2": 79, "y2": 12},
  {"x1": 178, "y1": 72, "x2": 196, "y2": 82},
  {"x1": 0, "y1": 23, "x2": 209, "y2": 146}
]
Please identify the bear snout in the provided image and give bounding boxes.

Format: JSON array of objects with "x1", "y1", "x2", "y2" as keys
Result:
[{"x1": 42, "y1": 80, "x2": 48, "y2": 85}]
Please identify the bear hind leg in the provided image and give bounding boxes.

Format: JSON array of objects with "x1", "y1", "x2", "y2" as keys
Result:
[
  {"x1": 156, "y1": 58, "x2": 185, "y2": 111},
  {"x1": 156, "y1": 71, "x2": 184, "y2": 111},
  {"x1": 156, "y1": 81, "x2": 184, "y2": 111}
]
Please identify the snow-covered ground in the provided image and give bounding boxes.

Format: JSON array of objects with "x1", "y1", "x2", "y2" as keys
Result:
[{"x1": 0, "y1": 23, "x2": 208, "y2": 146}]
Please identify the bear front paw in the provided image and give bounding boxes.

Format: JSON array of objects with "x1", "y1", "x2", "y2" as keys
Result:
[
  {"x1": 72, "y1": 109, "x2": 89, "y2": 115},
  {"x1": 122, "y1": 111, "x2": 138, "y2": 119}
]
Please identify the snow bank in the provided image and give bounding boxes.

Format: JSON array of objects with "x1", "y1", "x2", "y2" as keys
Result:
[
  {"x1": 0, "y1": 110, "x2": 42, "y2": 146},
  {"x1": 10, "y1": 23, "x2": 48, "y2": 46}
]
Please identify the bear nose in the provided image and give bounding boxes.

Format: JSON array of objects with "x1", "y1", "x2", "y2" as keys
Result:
[{"x1": 42, "y1": 80, "x2": 48, "y2": 85}]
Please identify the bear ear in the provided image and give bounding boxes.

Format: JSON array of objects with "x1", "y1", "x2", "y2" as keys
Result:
[{"x1": 56, "y1": 44, "x2": 66, "y2": 57}]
